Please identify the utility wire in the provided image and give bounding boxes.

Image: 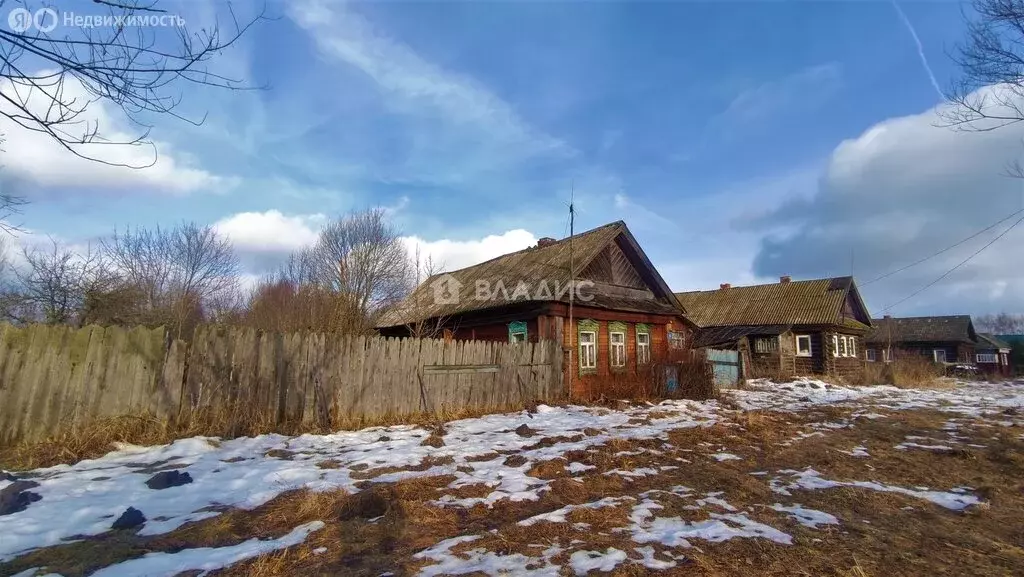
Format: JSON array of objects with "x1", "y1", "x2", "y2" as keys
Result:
[
  {"x1": 863, "y1": 207, "x2": 1024, "y2": 285},
  {"x1": 881, "y1": 214, "x2": 1024, "y2": 313}
]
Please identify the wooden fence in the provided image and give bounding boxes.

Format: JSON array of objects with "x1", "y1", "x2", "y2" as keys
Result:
[{"x1": 0, "y1": 323, "x2": 564, "y2": 445}]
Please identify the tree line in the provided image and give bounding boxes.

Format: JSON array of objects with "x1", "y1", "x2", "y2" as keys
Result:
[{"x1": 0, "y1": 208, "x2": 431, "y2": 339}]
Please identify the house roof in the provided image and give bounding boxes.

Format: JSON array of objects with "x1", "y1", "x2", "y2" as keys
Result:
[
  {"x1": 376, "y1": 221, "x2": 683, "y2": 328},
  {"x1": 674, "y1": 276, "x2": 871, "y2": 331},
  {"x1": 977, "y1": 333, "x2": 1012, "y2": 351},
  {"x1": 692, "y1": 324, "x2": 791, "y2": 349},
  {"x1": 864, "y1": 315, "x2": 978, "y2": 345}
]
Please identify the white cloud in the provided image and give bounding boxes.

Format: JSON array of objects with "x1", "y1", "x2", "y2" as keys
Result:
[
  {"x1": 402, "y1": 229, "x2": 538, "y2": 275},
  {"x1": 213, "y1": 210, "x2": 325, "y2": 253},
  {"x1": 748, "y1": 86, "x2": 1024, "y2": 315},
  {"x1": 0, "y1": 73, "x2": 235, "y2": 194}
]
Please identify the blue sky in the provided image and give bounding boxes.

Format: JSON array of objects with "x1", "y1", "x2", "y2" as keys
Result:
[{"x1": 3, "y1": 0, "x2": 1023, "y2": 317}]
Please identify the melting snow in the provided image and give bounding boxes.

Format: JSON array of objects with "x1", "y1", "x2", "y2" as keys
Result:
[
  {"x1": 770, "y1": 468, "x2": 982, "y2": 510},
  {"x1": 770, "y1": 503, "x2": 840, "y2": 528}
]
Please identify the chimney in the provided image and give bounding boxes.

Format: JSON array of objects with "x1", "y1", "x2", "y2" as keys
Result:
[
  {"x1": 720, "y1": 283, "x2": 731, "y2": 290},
  {"x1": 537, "y1": 237, "x2": 557, "y2": 248},
  {"x1": 780, "y1": 275, "x2": 791, "y2": 284}
]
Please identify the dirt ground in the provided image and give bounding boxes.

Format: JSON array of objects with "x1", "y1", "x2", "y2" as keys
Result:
[{"x1": 3, "y1": 380, "x2": 1023, "y2": 577}]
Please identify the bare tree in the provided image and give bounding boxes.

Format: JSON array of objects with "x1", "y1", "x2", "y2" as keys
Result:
[
  {"x1": 13, "y1": 237, "x2": 105, "y2": 324},
  {"x1": 975, "y1": 312, "x2": 1024, "y2": 333},
  {"x1": 98, "y1": 221, "x2": 238, "y2": 335},
  {"x1": 0, "y1": 0, "x2": 265, "y2": 166},
  {"x1": 302, "y1": 208, "x2": 413, "y2": 331},
  {"x1": 0, "y1": 134, "x2": 27, "y2": 234},
  {"x1": 402, "y1": 244, "x2": 451, "y2": 338},
  {"x1": 943, "y1": 0, "x2": 1024, "y2": 131}
]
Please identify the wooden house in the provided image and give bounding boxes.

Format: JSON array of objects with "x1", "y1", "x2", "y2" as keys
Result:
[
  {"x1": 976, "y1": 333, "x2": 1012, "y2": 378},
  {"x1": 376, "y1": 221, "x2": 694, "y2": 399},
  {"x1": 674, "y1": 276, "x2": 873, "y2": 379},
  {"x1": 863, "y1": 315, "x2": 978, "y2": 366}
]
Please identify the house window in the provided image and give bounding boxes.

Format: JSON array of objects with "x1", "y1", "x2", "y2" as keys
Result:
[
  {"x1": 832, "y1": 335, "x2": 839, "y2": 357},
  {"x1": 848, "y1": 337, "x2": 857, "y2": 358},
  {"x1": 838, "y1": 336, "x2": 848, "y2": 357},
  {"x1": 754, "y1": 337, "x2": 778, "y2": 354},
  {"x1": 668, "y1": 331, "x2": 685, "y2": 350},
  {"x1": 1002, "y1": 353, "x2": 1010, "y2": 366},
  {"x1": 866, "y1": 349, "x2": 877, "y2": 362},
  {"x1": 977, "y1": 353, "x2": 998, "y2": 363},
  {"x1": 579, "y1": 331, "x2": 597, "y2": 370},
  {"x1": 637, "y1": 332, "x2": 651, "y2": 365},
  {"x1": 508, "y1": 321, "x2": 527, "y2": 344},
  {"x1": 610, "y1": 332, "x2": 626, "y2": 367},
  {"x1": 883, "y1": 348, "x2": 892, "y2": 363},
  {"x1": 795, "y1": 335, "x2": 812, "y2": 357},
  {"x1": 933, "y1": 349, "x2": 947, "y2": 363}
]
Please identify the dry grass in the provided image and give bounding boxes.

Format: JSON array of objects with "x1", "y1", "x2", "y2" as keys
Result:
[
  {"x1": 6, "y1": 398, "x2": 1024, "y2": 577},
  {"x1": 854, "y1": 355, "x2": 945, "y2": 388}
]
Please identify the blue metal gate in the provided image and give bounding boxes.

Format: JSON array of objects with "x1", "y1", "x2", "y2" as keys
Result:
[{"x1": 707, "y1": 349, "x2": 741, "y2": 388}]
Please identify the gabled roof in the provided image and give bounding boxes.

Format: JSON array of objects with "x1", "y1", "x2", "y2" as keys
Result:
[
  {"x1": 977, "y1": 333, "x2": 1012, "y2": 351},
  {"x1": 376, "y1": 221, "x2": 683, "y2": 328},
  {"x1": 864, "y1": 315, "x2": 977, "y2": 345},
  {"x1": 674, "y1": 276, "x2": 872, "y2": 331}
]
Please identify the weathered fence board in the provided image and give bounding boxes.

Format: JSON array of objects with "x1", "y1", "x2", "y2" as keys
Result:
[{"x1": 0, "y1": 323, "x2": 564, "y2": 445}]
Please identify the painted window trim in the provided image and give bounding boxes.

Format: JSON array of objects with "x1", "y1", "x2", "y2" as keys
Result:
[
  {"x1": 933, "y1": 349, "x2": 947, "y2": 363},
  {"x1": 579, "y1": 330, "x2": 597, "y2": 370},
  {"x1": 636, "y1": 331, "x2": 651, "y2": 365},
  {"x1": 832, "y1": 335, "x2": 839, "y2": 357},
  {"x1": 976, "y1": 353, "x2": 998, "y2": 363},
  {"x1": 578, "y1": 319, "x2": 599, "y2": 372},
  {"x1": 795, "y1": 334, "x2": 812, "y2": 357},
  {"x1": 609, "y1": 330, "x2": 627, "y2": 368},
  {"x1": 849, "y1": 336, "x2": 857, "y2": 358},
  {"x1": 508, "y1": 321, "x2": 527, "y2": 344}
]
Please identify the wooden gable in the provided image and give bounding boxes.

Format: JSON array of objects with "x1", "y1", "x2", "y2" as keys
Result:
[{"x1": 579, "y1": 239, "x2": 647, "y2": 289}]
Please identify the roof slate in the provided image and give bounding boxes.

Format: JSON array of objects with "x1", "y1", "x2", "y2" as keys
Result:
[
  {"x1": 864, "y1": 316, "x2": 977, "y2": 345},
  {"x1": 692, "y1": 324, "x2": 791, "y2": 348},
  {"x1": 977, "y1": 333, "x2": 1012, "y2": 350},
  {"x1": 674, "y1": 277, "x2": 869, "y2": 330},
  {"x1": 376, "y1": 221, "x2": 681, "y2": 328}
]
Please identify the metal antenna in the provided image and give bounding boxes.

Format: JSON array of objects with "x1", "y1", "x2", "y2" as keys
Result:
[{"x1": 568, "y1": 181, "x2": 575, "y2": 401}]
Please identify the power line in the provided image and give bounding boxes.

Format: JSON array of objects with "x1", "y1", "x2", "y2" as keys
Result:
[
  {"x1": 864, "y1": 207, "x2": 1024, "y2": 285},
  {"x1": 882, "y1": 214, "x2": 1024, "y2": 313}
]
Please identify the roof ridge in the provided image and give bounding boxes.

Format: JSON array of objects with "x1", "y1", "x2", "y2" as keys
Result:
[
  {"x1": 421, "y1": 220, "x2": 624, "y2": 279},
  {"x1": 674, "y1": 275, "x2": 850, "y2": 295}
]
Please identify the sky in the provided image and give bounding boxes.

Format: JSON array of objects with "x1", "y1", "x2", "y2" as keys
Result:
[{"x1": 2, "y1": 0, "x2": 1023, "y2": 318}]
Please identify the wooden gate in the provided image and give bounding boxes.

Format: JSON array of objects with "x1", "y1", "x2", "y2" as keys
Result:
[{"x1": 707, "y1": 349, "x2": 741, "y2": 388}]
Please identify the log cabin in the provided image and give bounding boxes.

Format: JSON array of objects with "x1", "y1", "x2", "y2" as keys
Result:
[{"x1": 376, "y1": 221, "x2": 694, "y2": 399}]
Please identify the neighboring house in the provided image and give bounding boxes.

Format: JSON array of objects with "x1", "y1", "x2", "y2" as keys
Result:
[
  {"x1": 674, "y1": 276, "x2": 873, "y2": 379},
  {"x1": 863, "y1": 315, "x2": 978, "y2": 365},
  {"x1": 976, "y1": 333, "x2": 1013, "y2": 377},
  {"x1": 376, "y1": 221, "x2": 694, "y2": 399},
  {"x1": 996, "y1": 334, "x2": 1024, "y2": 376}
]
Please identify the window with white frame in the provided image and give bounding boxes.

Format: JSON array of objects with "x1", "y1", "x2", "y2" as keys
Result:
[
  {"x1": 1002, "y1": 353, "x2": 1010, "y2": 366},
  {"x1": 838, "y1": 336, "x2": 848, "y2": 357},
  {"x1": 848, "y1": 336, "x2": 857, "y2": 358},
  {"x1": 832, "y1": 335, "x2": 839, "y2": 357},
  {"x1": 637, "y1": 332, "x2": 651, "y2": 364},
  {"x1": 796, "y1": 335, "x2": 812, "y2": 357},
  {"x1": 866, "y1": 349, "x2": 877, "y2": 362},
  {"x1": 883, "y1": 348, "x2": 891, "y2": 363},
  {"x1": 510, "y1": 332, "x2": 527, "y2": 344},
  {"x1": 610, "y1": 331, "x2": 626, "y2": 367},
  {"x1": 579, "y1": 331, "x2": 597, "y2": 370},
  {"x1": 668, "y1": 331, "x2": 686, "y2": 350},
  {"x1": 754, "y1": 337, "x2": 778, "y2": 354},
  {"x1": 933, "y1": 349, "x2": 947, "y2": 363},
  {"x1": 977, "y1": 353, "x2": 998, "y2": 363}
]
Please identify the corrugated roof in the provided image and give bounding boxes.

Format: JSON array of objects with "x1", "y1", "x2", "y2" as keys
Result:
[
  {"x1": 376, "y1": 221, "x2": 682, "y2": 328},
  {"x1": 674, "y1": 277, "x2": 870, "y2": 330},
  {"x1": 977, "y1": 333, "x2": 1011, "y2": 350},
  {"x1": 692, "y1": 324, "x2": 791, "y2": 348},
  {"x1": 864, "y1": 316, "x2": 977, "y2": 345}
]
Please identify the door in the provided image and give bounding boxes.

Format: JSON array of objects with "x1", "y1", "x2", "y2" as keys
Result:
[{"x1": 707, "y1": 349, "x2": 741, "y2": 388}]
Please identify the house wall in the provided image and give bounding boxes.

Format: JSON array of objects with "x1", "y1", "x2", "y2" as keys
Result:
[
  {"x1": 975, "y1": 348, "x2": 1012, "y2": 377},
  {"x1": 864, "y1": 341, "x2": 974, "y2": 364}
]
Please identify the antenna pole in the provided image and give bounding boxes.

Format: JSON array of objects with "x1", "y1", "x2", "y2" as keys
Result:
[{"x1": 568, "y1": 183, "x2": 575, "y2": 402}]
